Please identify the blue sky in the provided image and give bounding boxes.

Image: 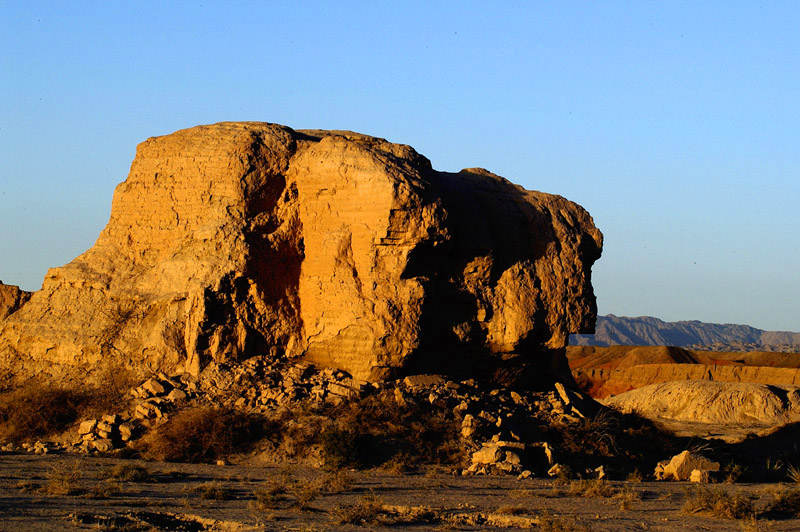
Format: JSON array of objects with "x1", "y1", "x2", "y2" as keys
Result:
[{"x1": 1, "y1": 2, "x2": 798, "y2": 331}]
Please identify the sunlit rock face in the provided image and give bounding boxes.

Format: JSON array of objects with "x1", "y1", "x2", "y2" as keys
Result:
[{"x1": 0, "y1": 122, "x2": 602, "y2": 385}]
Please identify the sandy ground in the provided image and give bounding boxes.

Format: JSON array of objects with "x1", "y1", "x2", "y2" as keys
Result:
[{"x1": 1, "y1": 453, "x2": 798, "y2": 532}]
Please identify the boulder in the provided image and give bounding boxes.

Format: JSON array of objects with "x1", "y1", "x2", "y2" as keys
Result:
[
  {"x1": 472, "y1": 444, "x2": 504, "y2": 466},
  {"x1": 0, "y1": 122, "x2": 602, "y2": 385},
  {"x1": 78, "y1": 419, "x2": 97, "y2": 435},
  {"x1": 658, "y1": 450, "x2": 720, "y2": 481}
]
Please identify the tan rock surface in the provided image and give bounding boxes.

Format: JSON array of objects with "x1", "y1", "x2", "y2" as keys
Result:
[
  {"x1": 0, "y1": 122, "x2": 602, "y2": 385},
  {"x1": 0, "y1": 282, "x2": 31, "y2": 321},
  {"x1": 605, "y1": 380, "x2": 800, "y2": 427},
  {"x1": 658, "y1": 450, "x2": 720, "y2": 481}
]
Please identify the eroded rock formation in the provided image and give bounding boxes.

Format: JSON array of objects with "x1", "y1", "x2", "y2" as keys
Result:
[
  {"x1": 0, "y1": 122, "x2": 602, "y2": 385},
  {"x1": 0, "y1": 282, "x2": 31, "y2": 322}
]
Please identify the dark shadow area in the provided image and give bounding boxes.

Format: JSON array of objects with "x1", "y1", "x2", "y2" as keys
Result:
[{"x1": 400, "y1": 169, "x2": 601, "y2": 389}]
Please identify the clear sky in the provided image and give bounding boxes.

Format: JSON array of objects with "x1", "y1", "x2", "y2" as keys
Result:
[{"x1": 1, "y1": 2, "x2": 798, "y2": 331}]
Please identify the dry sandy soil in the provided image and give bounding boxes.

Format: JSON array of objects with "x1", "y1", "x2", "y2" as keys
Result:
[{"x1": 1, "y1": 453, "x2": 798, "y2": 532}]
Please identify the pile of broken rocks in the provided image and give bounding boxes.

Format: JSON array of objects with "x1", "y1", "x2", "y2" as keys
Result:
[{"x1": 2, "y1": 354, "x2": 688, "y2": 480}]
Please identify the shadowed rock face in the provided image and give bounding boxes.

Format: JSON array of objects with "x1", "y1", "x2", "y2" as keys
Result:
[
  {"x1": 0, "y1": 283, "x2": 31, "y2": 321},
  {"x1": 0, "y1": 122, "x2": 602, "y2": 385}
]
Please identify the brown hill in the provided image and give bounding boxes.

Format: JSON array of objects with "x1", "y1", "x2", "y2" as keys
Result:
[
  {"x1": 0, "y1": 122, "x2": 602, "y2": 387},
  {"x1": 605, "y1": 380, "x2": 800, "y2": 441},
  {"x1": 567, "y1": 345, "x2": 800, "y2": 398}
]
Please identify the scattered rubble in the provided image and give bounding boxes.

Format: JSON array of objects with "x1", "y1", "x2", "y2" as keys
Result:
[{"x1": 1, "y1": 349, "x2": 647, "y2": 479}]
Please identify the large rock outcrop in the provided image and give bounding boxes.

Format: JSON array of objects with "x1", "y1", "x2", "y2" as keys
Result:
[{"x1": 0, "y1": 122, "x2": 602, "y2": 385}]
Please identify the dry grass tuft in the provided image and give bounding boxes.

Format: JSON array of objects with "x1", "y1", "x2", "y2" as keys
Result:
[
  {"x1": 191, "y1": 482, "x2": 233, "y2": 501},
  {"x1": 331, "y1": 493, "x2": 386, "y2": 525},
  {"x1": 250, "y1": 472, "x2": 352, "y2": 512},
  {"x1": 740, "y1": 516, "x2": 773, "y2": 532},
  {"x1": 44, "y1": 460, "x2": 84, "y2": 496},
  {"x1": 567, "y1": 479, "x2": 616, "y2": 498},
  {"x1": 765, "y1": 487, "x2": 800, "y2": 518},
  {"x1": 625, "y1": 470, "x2": 644, "y2": 482},
  {"x1": 724, "y1": 462, "x2": 749, "y2": 484},
  {"x1": 682, "y1": 485, "x2": 756, "y2": 520},
  {"x1": 100, "y1": 464, "x2": 152, "y2": 483},
  {"x1": 614, "y1": 485, "x2": 642, "y2": 511}
]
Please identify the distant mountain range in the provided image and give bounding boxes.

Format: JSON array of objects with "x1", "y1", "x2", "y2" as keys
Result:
[{"x1": 569, "y1": 314, "x2": 800, "y2": 352}]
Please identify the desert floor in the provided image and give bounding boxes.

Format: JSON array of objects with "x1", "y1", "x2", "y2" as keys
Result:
[{"x1": 1, "y1": 453, "x2": 798, "y2": 532}]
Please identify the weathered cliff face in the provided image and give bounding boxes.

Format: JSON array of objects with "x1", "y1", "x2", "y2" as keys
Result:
[
  {"x1": 0, "y1": 282, "x2": 31, "y2": 322},
  {"x1": 0, "y1": 122, "x2": 602, "y2": 384}
]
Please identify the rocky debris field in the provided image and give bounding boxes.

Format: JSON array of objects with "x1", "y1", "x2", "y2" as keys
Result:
[{"x1": 1, "y1": 353, "x2": 625, "y2": 479}]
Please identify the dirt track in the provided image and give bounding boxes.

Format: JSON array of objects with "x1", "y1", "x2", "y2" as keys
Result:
[{"x1": 1, "y1": 453, "x2": 798, "y2": 531}]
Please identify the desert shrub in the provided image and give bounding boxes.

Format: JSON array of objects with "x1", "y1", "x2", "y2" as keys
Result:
[
  {"x1": 251, "y1": 485, "x2": 288, "y2": 510},
  {"x1": 45, "y1": 460, "x2": 84, "y2": 496},
  {"x1": 317, "y1": 392, "x2": 466, "y2": 469},
  {"x1": 0, "y1": 385, "x2": 84, "y2": 443},
  {"x1": 567, "y1": 479, "x2": 616, "y2": 498},
  {"x1": 137, "y1": 406, "x2": 264, "y2": 462},
  {"x1": 765, "y1": 487, "x2": 800, "y2": 518},
  {"x1": 682, "y1": 486, "x2": 756, "y2": 520},
  {"x1": 724, "y1": 462, "x2": 749, "y2": 484},
  {"x1": 0, "y1": 368, "x2": 137, "y2": 444},
  {"x1": 320, "y1": 427, "x2": 364, "y2": 470},
  {"x1": 546, "y1": 407, "x2": 683, "y2": 476},
  {"x1": 331, "y1": 493, "x2": 385, "y2": 525},
  {"x1": 191, "y1": 482, "x2": 232, "y2": 500}
]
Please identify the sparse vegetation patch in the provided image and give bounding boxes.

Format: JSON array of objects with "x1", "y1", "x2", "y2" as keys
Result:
[
  {"x1": 682, "y1": 485, "x2": 756, "y2": 520},
  {"x1": 136, "y1": 406, "x2": 264, "y2": 463}
]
